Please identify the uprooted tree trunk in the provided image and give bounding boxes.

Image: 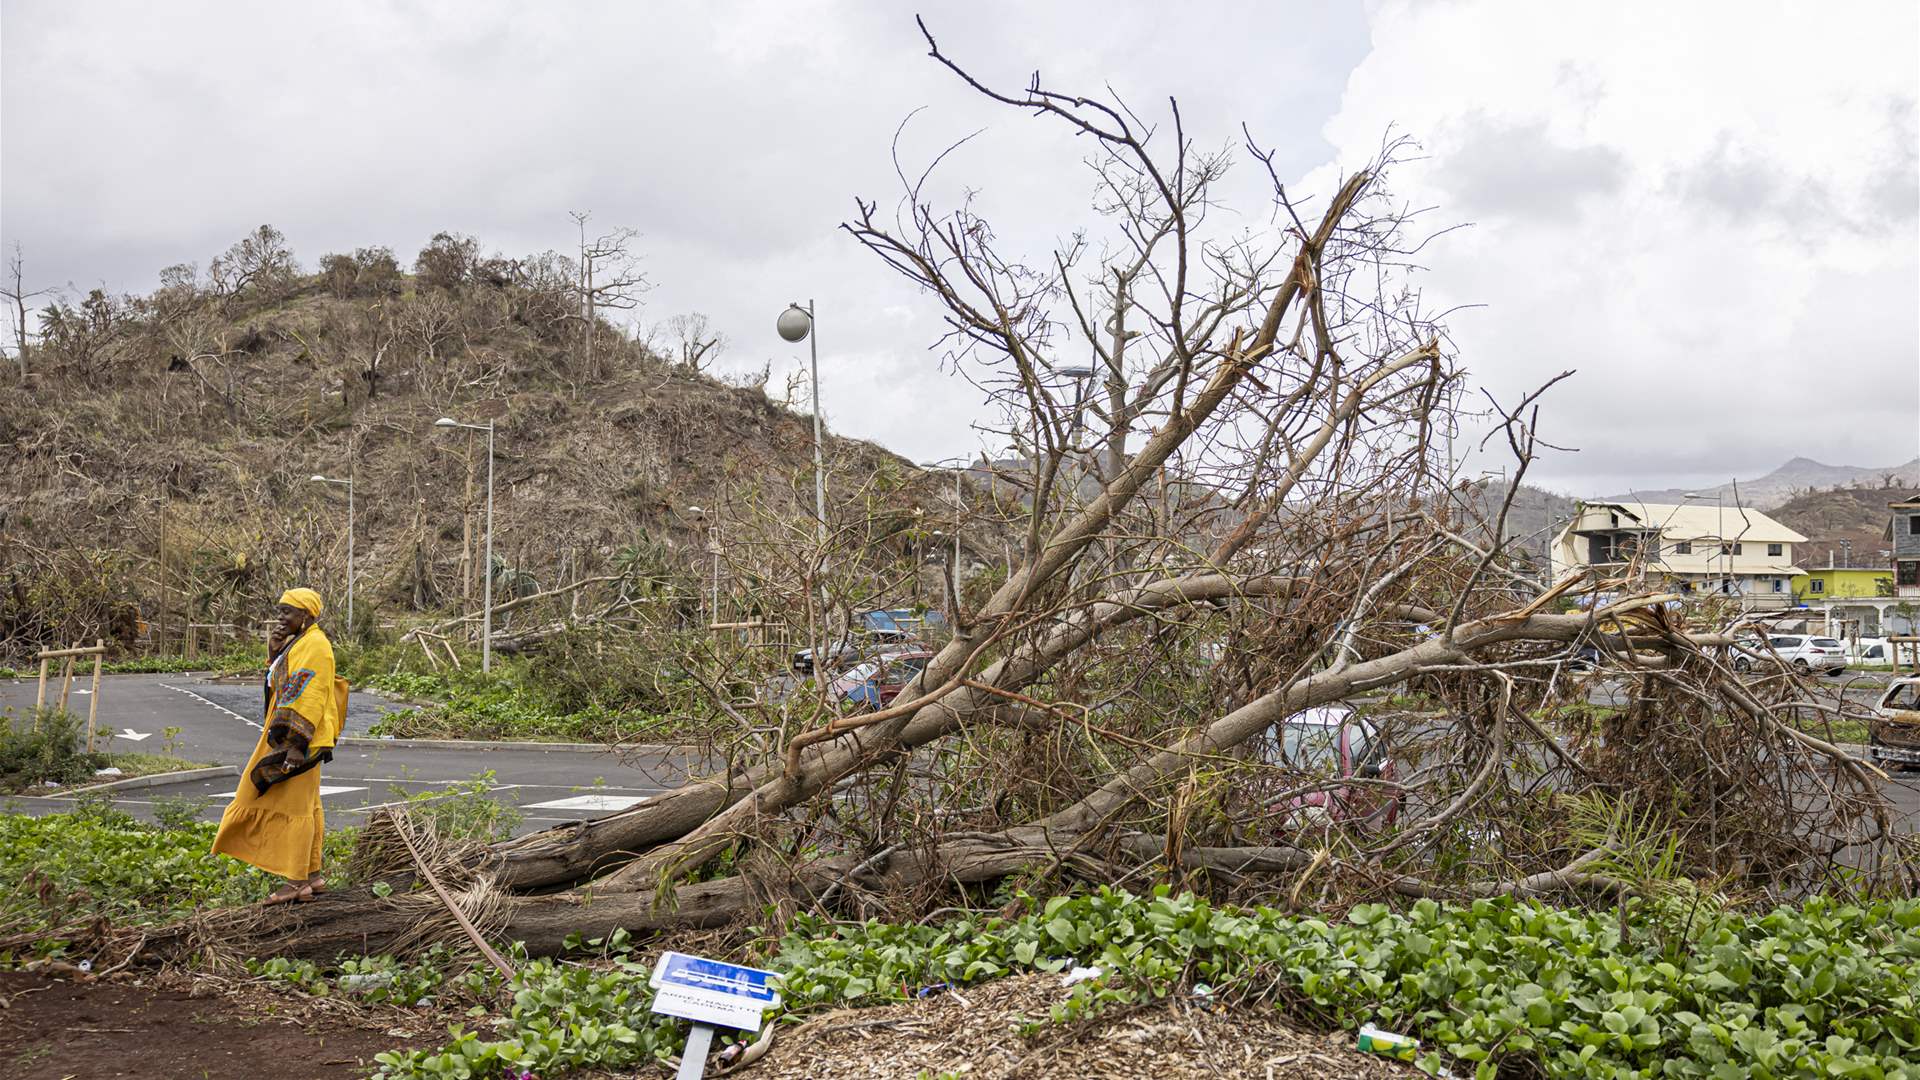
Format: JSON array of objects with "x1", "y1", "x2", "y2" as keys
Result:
[{"x1": 134, "y1": 24, "x2": 1910, "y2": 969}]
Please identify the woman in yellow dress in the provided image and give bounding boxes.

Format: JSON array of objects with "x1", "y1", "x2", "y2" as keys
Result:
[{"x1": 211, "y1": 587, "x2": 342, "y2": 904}]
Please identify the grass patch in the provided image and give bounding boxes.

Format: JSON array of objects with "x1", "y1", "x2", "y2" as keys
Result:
[
  {"x1": 1789, "y1": 716, "x2": 1870, "y2": 744},
  {"x1": 98, "y1": 751, "x2": 216, "y2": 777}
]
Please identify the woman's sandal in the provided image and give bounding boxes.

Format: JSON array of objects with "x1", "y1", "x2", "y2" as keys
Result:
[
  {"x1": 301, "y1": 877, "x2": 328, "y2": 900},
  {"x1": 264, "y1": 882, "x2": 306, "y2": 905}
]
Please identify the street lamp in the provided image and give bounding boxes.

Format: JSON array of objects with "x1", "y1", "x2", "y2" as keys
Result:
[
  {"x1": 777, "y1": 302, "x2": 826, "y2": 539},
  {"x1": 686, "y1": 505, "x2": 719, "y2": 623},
  {"x1": 436, "y1": 416, "x2": 497, "y2": 673},
  {"x1": 921, "y1": 458, "x2": 969, "y2": 570},
  {"x1": 1055, "y1": 366, "x2": 1096, "y2": 449},
  {"x1": 310, "y1": 473, "x2": 354, "y2": 634}
]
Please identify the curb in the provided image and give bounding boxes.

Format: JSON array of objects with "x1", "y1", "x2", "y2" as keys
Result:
[
  {"x1": 336, "y1": 735, "x2": 695, "y2": 755},
  {"x1": 61, "y1": 764, "x2": 238, "y2": 795}
]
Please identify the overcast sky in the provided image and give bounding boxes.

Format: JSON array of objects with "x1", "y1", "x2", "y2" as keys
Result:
[{"x1": 3, "y1": 0, "x2": 1916, "y2": 496}]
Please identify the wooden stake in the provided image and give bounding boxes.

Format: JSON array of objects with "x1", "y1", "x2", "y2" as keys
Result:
[
  {"x1": 57, "y1": 643, "x2": 78, "y2": 712},
  {"x1": 35, "y1": 656, "x2": 49, "y2": 713},
  {"x1": 85, "y1": 639, "x2": 104, "y2": 753}
]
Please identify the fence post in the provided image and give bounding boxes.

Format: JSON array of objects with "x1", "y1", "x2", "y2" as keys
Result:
[
  {"x1": 85, "y1": 638, "x2": 104, "y2": 753},
  {"x1": 57, "y1": 642, "x2": 78, "y2": 712}
]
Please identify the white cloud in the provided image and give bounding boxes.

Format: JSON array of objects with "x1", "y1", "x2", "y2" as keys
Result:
[
  {"x1": 1308, "y1": 0, "x2": 1920, "y2": 494},
  {"x1": 2, "y1": 1, "x2": 1912, "y2": 496}
]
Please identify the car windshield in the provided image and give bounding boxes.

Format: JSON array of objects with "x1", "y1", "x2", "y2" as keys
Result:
[
  {"x1": 1886, "y1": 683, "x2": 1920, "y2": 711},
  {"x1": 1811, "y1": 638, "x2": 1841, "y2": 648},
  {"x1": 1274, "y1": 723, "x2": 1343, "y2": 771}
]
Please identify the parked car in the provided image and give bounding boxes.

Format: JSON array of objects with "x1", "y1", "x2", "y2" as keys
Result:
[
  {"x1": 1257, "y1": 706, "x2": 1400, "y2": 831},
  {"x1": 792, "y1": 608, "x2": 948, "y2": 674},
  {"x1": 1850, "y1": 637, "x2": 1891, "y2": 665},
  {"x1": 1869, "y1": 678, "x2": 1920, "y2": 769},
  {"x1": 1731, "y1": 635, "x2": 1847, "y2": 676},
  {"x1": 829, "y1": 649, "x2": 935, "y2": 710}
]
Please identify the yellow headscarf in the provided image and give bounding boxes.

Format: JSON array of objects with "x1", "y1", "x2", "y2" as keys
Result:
[{"x1": 278, "y1": 588, "x2": 324, "y2": 617}]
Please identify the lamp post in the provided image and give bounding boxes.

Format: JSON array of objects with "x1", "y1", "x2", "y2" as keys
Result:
[
  {"x1": 309, "y1": 473, "x2": 355, "y2": 634},
  {"x1": 687, "y1": 505, "x2": 718, "y2": 624},
  {"x1": 436, "y1": 416, "x2": 496, "y2": 673},
  {"x1": 1055, "y1": 366, "x2": 1096, "y2": 450},
  {"x1": 777, "y1": 302, "x2": 826, "y2": 540},
  {"x1": 921, "y1": 458, "x2": 969, "y2": 569}
]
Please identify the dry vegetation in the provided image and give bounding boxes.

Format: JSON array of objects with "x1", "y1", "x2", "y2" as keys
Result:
[{"x1": 0, "y1": 222, "x2": 965, "y2": 662}]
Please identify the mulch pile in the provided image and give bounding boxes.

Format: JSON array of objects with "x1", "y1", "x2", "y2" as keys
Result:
[{"x1": 746, "y1": 973, "x2": 1423, "y2": 1079}]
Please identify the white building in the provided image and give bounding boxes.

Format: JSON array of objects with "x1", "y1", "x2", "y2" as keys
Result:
[{"x1": 1548, "y1": 501, "x2": 1807, "y2": 609}]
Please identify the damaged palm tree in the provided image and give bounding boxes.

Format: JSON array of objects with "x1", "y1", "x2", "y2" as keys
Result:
[{"x1": 139, "y1": 24, "x2": 1908, "y2": 967}]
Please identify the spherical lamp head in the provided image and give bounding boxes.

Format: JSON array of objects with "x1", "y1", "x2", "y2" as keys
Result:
[{"x1": 776, "y1": 304, "x2": 813, "y2": 343}]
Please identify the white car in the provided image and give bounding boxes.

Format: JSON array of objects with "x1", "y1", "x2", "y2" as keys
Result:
[
  {"x1": 1850, "y1": 637, "x2": 1891, "y2": 664},
  {"x1": 1732, "y1": 635, "x2": 1847, "y2": 676}
]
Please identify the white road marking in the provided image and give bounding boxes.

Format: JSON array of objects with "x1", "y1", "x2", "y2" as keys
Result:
[
  {"x1": 160, "y1": 682, "x2": 261, "y2": 729},
  {"x1": 342, "y1": 784, "x2": 530, "y2": 814},
  {"x1": 523, "y1": 793, "x2": 651, "y2": 812},
  {"x1": 117, "y1": 728, "x2": 152, "y2": 742},
  {"x1": 209, "y1": 784, "x2": 366, "y2": 800}
]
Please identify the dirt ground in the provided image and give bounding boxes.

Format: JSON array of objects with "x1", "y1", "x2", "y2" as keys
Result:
[
  {"x1": 747, "y1": 973, "x2": 1424, "y2": 1080},
  {"x1": 0, "y1": 970, "x2": 435, "y2": 1080},
  {"x1": 0, "y1": 967, "x2": 1428, "y2": 1080}
]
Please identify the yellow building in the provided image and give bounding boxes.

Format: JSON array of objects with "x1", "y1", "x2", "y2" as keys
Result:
[{"x1": 1795, "y1": 567, "x2": 1892, "y2": 602}]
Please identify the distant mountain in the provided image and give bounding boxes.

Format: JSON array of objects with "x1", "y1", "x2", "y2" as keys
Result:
[{"x1": 1599, "y1": 457, "x2": 1920, "y2": 510}]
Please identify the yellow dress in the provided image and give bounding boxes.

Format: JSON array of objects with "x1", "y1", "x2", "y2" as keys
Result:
[{"x1": 211, "y1": 626, "x2": 342, "y2": 881}]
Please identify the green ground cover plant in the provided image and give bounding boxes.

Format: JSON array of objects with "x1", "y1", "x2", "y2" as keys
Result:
[
  {"x1": 369, "y1": 889, "x2": 1919, "y2": 1080},
  {"x1": 339, "y1": 638, "x2": 715, "y2": 743},
  {"x1": 3, "y1": 802, "x2": 1913, "y2": 1078},
  {"x1": 0, "y1": 802, "x2": 357, "y2": 958}
]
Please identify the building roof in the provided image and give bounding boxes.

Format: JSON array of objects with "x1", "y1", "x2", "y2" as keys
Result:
[{"x1": 1574, "y1": 502, "x2": 1807, "y2": 544}]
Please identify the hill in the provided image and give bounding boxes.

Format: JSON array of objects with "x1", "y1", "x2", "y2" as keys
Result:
[
  {"x1": 1599, "y1": 456, "x2": 1920, "y2": 510},
  {"x1": 0, "y1": 227, "x2": 963, "y2": 657},
  {"x1": 1767, "y1": 483, "x2": 1916, "y2": 568}
]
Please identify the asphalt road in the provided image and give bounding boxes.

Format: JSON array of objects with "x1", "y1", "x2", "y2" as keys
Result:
[
  {"x1": 1, "y1": 672, "x2": 701, "y2": 837},
  {"x1": 5, "y1": 671, "x2": 1917, "y2": 844}
]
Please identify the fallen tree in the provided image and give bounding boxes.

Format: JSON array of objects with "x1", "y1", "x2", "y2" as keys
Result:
[{"x1": 130, "y1": 24, "x2": 1911, "y2": 968}]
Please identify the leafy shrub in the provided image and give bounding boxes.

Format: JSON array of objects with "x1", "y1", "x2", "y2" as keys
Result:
[
  {"x1": 400, "y1": 771, "x2": 523, "y2": 844},
  {"x1": 0, "y1": 709, "x2": 107, "y2": 791},
  {"x1": 150, "y1": 793, "x2": 210, "y2": 831}
]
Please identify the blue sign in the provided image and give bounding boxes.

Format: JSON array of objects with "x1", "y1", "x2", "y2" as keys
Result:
[
  {"x1": 649, "y1": 951, "x2": 782, "y2": 1031},
  {"x1": 654, "y1": 952, "x2": 780, "y2": 1004}
]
